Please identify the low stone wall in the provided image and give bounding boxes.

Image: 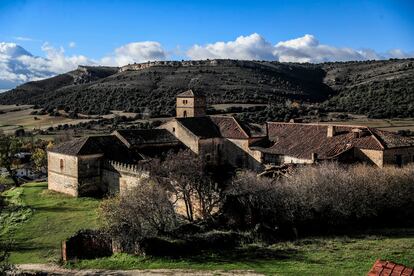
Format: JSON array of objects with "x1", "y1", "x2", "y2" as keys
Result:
[
  {"x1": 62, "y1": 229, "x2": 112, "y2": 262},
  {"x1": 102, "y1": 160, "x2": 150, "y2": 195}
]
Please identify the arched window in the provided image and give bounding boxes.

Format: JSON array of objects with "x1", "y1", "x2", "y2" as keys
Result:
[
  {"x1": 60, "y1": 159, "x2": 64, "y2": 169},
  {"x1": 183, "y1": 110, "x2": 187, "y2": 117}
]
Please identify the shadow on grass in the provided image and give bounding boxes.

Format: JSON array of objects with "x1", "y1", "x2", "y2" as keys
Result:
[
  {"x1": 302, "y1": 227, "x2": 414, "y2": 241},
  {"x1": 32, "y1": 206, "x2": 93, "y2": 212},
  {"x1": 10, "y1": 241, "x2": 54, "y2": 252},
  {"x1": 183, "y1": 245, "x2": 303, "y2": 265}
]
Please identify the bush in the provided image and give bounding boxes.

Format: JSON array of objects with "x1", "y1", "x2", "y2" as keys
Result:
[
  {"x1": 225, "y1": 163, "x2": 414, "y2": 233},
  {"x1": 0, "y1": 241, "x2": 14, "y2": 274}
]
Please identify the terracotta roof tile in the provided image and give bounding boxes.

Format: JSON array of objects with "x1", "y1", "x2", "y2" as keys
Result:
[
  {"x1": 48, "y1": 135, "x2": 136, "y2": 162},
  {"x1": 210, "y1": 116, "x2": 250, "y2": 139},
  {"x1": 176, "y1": 117, "x2": 221, "y2": 138},
  {"x1": 177, "y1": 89, "x2": 205, "y2": 97},
  {"x1": 176, "y1": 116, "x2": 250, "y2": 139},
  {"x1": 258, "y1": 123, "x2": 384, "y2": 160},
  {"x1": 371, "y1": 129, "x2": 414, "y2": 149},
  {"x1": 368, "y1": 260, "x2": 414, "y2": 276},
  {"x1": 114, "y1": 129, "x2": 179, "y2": 147}
]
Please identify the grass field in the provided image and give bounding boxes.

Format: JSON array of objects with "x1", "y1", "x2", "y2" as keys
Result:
[
  {"x1": 0, "y1": 182, "x2": 99, "y2": 263},
  {"x1": 322, "y1": 118, "x2": 414, "y2": 132},
  {"x1": 211, "y1": 103, "x2": 267, "y2": 111},
  {"x1": 1, "y1": 183, "x2": 414, "y2": 275},
  {"x1": 0, "y1": 105, "x2": 140, "y2": 133}
]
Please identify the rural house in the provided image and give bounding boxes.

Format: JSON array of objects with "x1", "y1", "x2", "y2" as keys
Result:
[{"x1": 48, "y1": 90, "x2": 414, "y2": 196}]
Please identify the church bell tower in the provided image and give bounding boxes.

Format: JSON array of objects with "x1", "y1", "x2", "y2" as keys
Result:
[{"x1": 176, "y1": 90, "x2": 206, "y2": 118}]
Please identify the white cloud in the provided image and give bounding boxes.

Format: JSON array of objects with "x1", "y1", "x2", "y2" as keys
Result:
[
  {"x1": 0, "y1": 40, "x2": 168, "y2": 90},
  {"x1": 0, "y1": 35, "x2": 413, "y2": 91},
  {"x1": 68, "y1": 41, "x2": 76, "y2": 48},
  {"x1": 0, "y1": 42, "x2": 94, "y2": 90},
  {"x1": 386, "y1": 49, "x2": 414, "y2": 59},
  {"x1": 187, "y1": 33, "x2": 275, "y2": 60},
  {"x1": 100, "y1": 41, "x2": 167, "y2": 66},
  {"x1": 187, "y1": 33, "x2": 413, "y2": 63},
  {"x1": 13, "y1": 36, "x2": 35, "y2": 42},
  {"x1": 274, "y1": 34, "x2": 381, "y2": 62}
]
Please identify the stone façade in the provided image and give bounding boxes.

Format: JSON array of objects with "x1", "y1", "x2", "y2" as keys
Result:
[{"x1": 47, "y1": 90, "x2": 414, "y2": 197}]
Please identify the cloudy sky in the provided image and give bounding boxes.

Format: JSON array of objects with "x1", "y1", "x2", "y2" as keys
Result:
[{"x1": 1, "y1": 0, "x2": 414, "y2": 91}]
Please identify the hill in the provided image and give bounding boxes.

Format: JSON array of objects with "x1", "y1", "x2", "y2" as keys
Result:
[
  {"x1": 322, "y1": 59, "x2": 414, "y2": 118},
  {"x1": 0, "y1": 59, "x2": 413, "y2": 118}
]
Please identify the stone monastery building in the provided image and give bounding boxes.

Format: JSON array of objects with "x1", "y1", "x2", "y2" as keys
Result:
[{"x1": 48, "y1": 90, "x2": 414, "y2": 196}]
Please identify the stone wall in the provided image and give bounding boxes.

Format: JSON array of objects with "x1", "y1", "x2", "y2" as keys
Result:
[
  {"x1": 223, "y1": 138, "x2": 264, "y2": 171},
  {"x1": 282, "y1": 155, "x2": 313, "y2": 164},
  {"x1": 101, "y1": 160, "x2": 150, "y2": 196},
  {"x1": 78, "y1": 155, "x2": 104, "y2": 196},
  {"x1": 118, "y1": 59, "x2": 275, "y2": 73},
  {"x1": 62, "y1": 229, "x2": 112, "y2": 262},
  {"x1": 383, "y1": 147, "x2": 414, "y2": 166},
  {"x1": 48, "y1": 152, "x2": 79, "y2": 196},
  {"x1": 354, "y1": 148, "x2": 384, "y2": 167},
  {"x1": 199, "y1": 138, "x2": 223, "y2": 166},
  {"x1": 176, "y1": 97, "x2": 206, "y2": 118},
  {"x1": 162, "y1": 121, "x2": 200, "y2": 154}
]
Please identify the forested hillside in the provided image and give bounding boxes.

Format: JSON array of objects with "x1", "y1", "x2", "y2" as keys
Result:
[{"x1": 0, "y1": 59, "x2": 413, "y2": 118}]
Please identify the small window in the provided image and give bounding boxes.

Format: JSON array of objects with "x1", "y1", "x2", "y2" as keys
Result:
[
  {"x1": 396, "y1": 154, "x2": 402, "y2": 167},
  {"x1": 60, "y1": 159, "x2": 64, "y2": 169},
  {"x1": 182, "y1": 100, "x2": 188, "y2": 104},
  {"x1": 183, "y1": 110, "x2": 187, "y2": 117},
  {"x1": 172, "y1": 127, "x2": 176, "y2": 132}
]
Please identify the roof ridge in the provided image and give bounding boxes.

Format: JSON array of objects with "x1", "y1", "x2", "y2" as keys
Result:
[
  {"x1": 231, "y1": 116, "x2": 250, "y2": 138},
  {"x1": 366, "y1": 127, "x2": 386, "y2": 150},
  {"x1": 266, "y1": 121, "x2": 370, "y2": 129},
  {"x1": 77, "y1": 136, "x2": 94, "y2": 154},
  {"x1": 174, "y1": 118, "x2": 207, "y2": 139}
]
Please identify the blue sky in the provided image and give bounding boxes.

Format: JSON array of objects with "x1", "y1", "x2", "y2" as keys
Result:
[
  {"x1": 0, "y1": 0, "x2": 413, "y2": 90},
  {"x1": 1, "y1": 0, "x2": 414, "y2": 58}
]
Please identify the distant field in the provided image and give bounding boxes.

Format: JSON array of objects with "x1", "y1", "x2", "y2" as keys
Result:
[
  {"x1": 1, "y1": 104, "x2": 414, "y2": 134},
  {"x1": 0, "y1": 105, "x2": 140, "y2": 133},
  {"x1": 2, "y1": 183, "x2": 414, "y2": 275},
  {"x1": 321, "y1": 118, "x2": 414, "y2": 132},
  {"x1": 211, "y1": 103, "x2": 267, "y2": 111}
]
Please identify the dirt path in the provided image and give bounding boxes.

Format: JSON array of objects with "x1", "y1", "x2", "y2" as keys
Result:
[{"x1": 16, "y1": 264, "x2": 264, "y2": 275}]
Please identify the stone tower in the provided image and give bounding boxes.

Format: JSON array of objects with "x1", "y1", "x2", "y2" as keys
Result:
[{"x1": 176, "y1": 90, "x2": 206, "y2": 118}]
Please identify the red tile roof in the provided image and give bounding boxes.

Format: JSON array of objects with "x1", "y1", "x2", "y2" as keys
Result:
[
  {"x1": 176, "y1": 89, "x2": 205, "y2": 98},
  {"x1": 48, "y1": 135, "x2": 136, "y2": 161},
  {"x1": 258, "y1": 123, "x2": 385, "y2": 160},
  {"x1": 371, "y1": 129, "x2": 414, "y2": 149},
  {"x1": 368, "y1": 260, "x2": 414, "y2": 276},
  {"x1": 210, "y1": 116, "x2": 250, "y2": 139},
  {"x1": 176, "y1": 116, "x2": 250, "y2": 139}
]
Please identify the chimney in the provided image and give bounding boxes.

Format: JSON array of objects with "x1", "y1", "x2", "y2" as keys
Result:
[{"x1": 327, "y1": 125, "x2": 336, "y2": 137}]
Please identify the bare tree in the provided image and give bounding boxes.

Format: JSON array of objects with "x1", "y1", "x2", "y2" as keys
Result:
[
  {"x1": 99, "y1": 178, "x2": 177, "y2": 252},
  {"x1": 150, "y1": 150, "x2": 222, "y2": 221},
  {"x1": 226, "y1": 163, "x2": 414, "y2": 230}
]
